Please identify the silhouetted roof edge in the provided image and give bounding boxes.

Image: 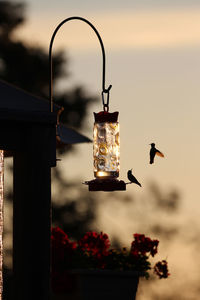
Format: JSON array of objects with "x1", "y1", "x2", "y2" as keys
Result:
[
  {"x1": 57, "y1": 123, "x2": 92, "y2": 145},
  {"x1": 0, "y1": 79, "x2": 92, "y2": 146}
]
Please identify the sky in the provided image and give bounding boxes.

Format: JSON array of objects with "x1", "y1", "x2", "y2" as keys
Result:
[
  {"x1": 14, "y1": 0, "x2": 200, "y2": 216},
  {"x1": 6, "y1": 0, "x2": 200, "y2": 298}
]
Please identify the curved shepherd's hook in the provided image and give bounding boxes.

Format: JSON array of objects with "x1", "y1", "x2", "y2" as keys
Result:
[{"x1": 49, "y1": 16, "x2": 112, "y2": 112}]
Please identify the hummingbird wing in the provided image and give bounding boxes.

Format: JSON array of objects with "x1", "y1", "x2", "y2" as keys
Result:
[{"x1": 156, "y1": 150, "x2": 164, "y2": 157}]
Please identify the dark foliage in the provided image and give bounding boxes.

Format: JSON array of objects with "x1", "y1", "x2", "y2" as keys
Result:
[
  {"x1": 1, "y1": 2, "x2": 98, "y2": 298},
  {"x1": 0, "y1": 1, "x2": 96, "y2": 131},
  {"x1": 0, "y1": 0, "x2": 99, "y2": 249}
]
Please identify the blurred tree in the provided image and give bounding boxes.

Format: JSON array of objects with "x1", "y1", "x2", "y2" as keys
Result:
[
  {"x1": 0, "y1": 1, "x2": 96, "y2": 132},
  {"x1": 0, "y1": 1, "x2": 98, "y2": 298},
  {"x1": 0, "y1": 0, "x2": 99, "y2": 265},
  {"x1": 51, "y1": 167, "x2": 98, "y2": 239}
]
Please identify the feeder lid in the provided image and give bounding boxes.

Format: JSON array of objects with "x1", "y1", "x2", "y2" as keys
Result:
[{"x1": 94, "y1": 111, "x2": 119, "y2": 123}]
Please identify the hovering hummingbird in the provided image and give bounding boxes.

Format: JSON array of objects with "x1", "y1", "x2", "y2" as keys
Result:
[
  {"x1": 149, "y1": 143, "x2": 164, "y2": 164},
  {"x1": 127, "y1": 169, "x2": 142, "y2": 187}
]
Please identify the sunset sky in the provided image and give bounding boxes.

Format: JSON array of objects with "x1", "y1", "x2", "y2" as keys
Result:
[
  {"x1": 17, "y1": 0, "x2": 200, "y2": 215},
  {"x1": 6, "y1": 0, "x2": 200, "y2": 298}
]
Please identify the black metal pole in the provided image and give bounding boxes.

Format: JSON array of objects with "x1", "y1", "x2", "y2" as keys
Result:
[{"x1": 49, "y1": 16, "x2": 112, "y2": 112}]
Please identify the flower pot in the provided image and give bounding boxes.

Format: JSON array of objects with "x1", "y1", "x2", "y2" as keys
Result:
[{"x1": 51, "y1": 269, "x2": 140, "y2": 300}]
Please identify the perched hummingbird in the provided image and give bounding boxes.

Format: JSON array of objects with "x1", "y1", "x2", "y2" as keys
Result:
[
  {"x1": 127, "y1": 169, "x2": 142, "y2": 187},
  {"x1": 149, "y1": 143, "x2": 164, "y2": 164}
]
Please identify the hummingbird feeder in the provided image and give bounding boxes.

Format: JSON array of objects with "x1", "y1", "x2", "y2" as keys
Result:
[
  {"x1": 88, "y1": 90, "x2": 126, "y2": 191},
  {"x1": 49, "y1": 17, "x2": 126, "y2": 191}
]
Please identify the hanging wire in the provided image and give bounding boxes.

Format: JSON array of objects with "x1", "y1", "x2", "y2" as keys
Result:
[{"x1": 49, "y1": 16, "x2": 112, "y2": 113}]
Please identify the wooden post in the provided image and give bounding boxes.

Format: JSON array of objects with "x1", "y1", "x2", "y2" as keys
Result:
[{"x1": 13, "y1": 123, "x2": 56, "y2": 300}]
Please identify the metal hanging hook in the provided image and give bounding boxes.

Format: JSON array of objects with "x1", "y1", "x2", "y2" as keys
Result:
[
  {"x1": 101, "y1": 84, "x2": 112, "y2": 112},
  {"x1": 49, "y1": 16, "x2": 112, "y2": 113}
]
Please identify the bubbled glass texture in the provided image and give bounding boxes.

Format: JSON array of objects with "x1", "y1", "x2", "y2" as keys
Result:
[{"x1": 93, "y1": 122, "x2": 120, "y2": 178}]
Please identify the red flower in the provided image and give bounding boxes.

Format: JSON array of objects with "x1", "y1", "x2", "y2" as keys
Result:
[
  {"x1": 131, "y1": 234, "x2": 159, "y2": 257},
  {"x1": 154, "y1": 260, "x2": 170, "y2": 279},
  {"x1": 51, "y1": 227, "x2": 69, "y2": 244},
  {"x1": 51, "y1": 227, "x2": 77, "y2": 271},
  {"x1": 78, "y1": 231, "x2": 110, "y2": 257},
  {"x1": 51, "y1": 227, "x2": 77, "y2": 250},
  {"x1": 51, "y1": 227, "x2": 169, "y2": 294}
]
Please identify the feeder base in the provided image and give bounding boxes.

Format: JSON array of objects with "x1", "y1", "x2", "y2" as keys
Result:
[{"x1": 84, "y1": 178, "x2": 126, "y2": 192}]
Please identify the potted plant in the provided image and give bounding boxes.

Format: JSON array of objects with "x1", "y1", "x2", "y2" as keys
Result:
[{"x1": 51, "y1": 227, "x2": 169, "y2": 300}]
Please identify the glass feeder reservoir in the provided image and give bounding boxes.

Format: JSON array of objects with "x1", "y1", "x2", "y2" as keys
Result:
[
  {"x1": 93, "y1": 111, "x2": 120, "y2": 179},
  {"x1": 85, "y1": 110, "x2": 126, "y2": 191}
]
